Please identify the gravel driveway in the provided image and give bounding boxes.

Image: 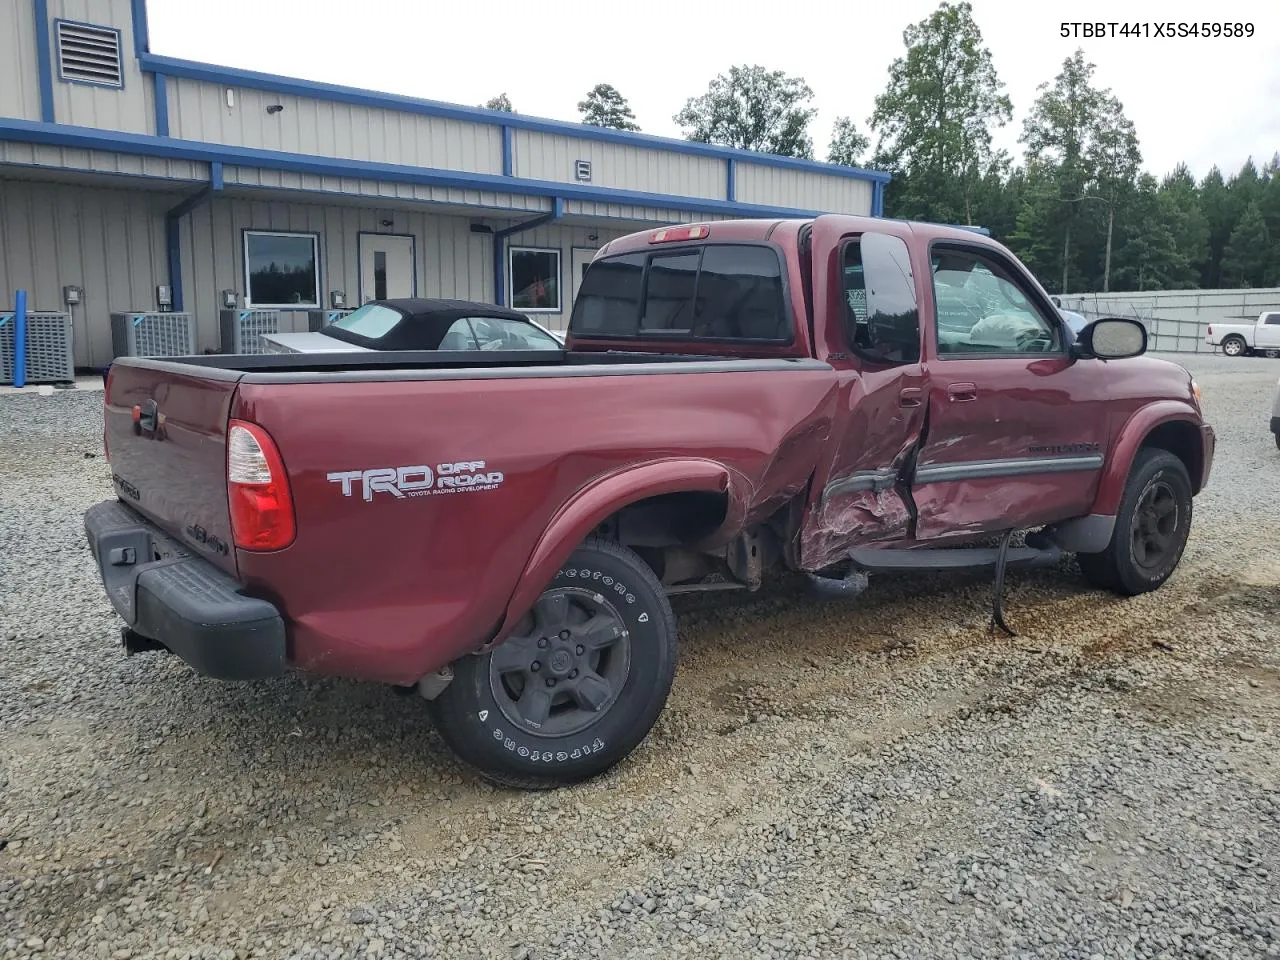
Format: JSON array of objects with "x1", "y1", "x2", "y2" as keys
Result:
[{"x1": 2, "y1": 354, "x2": 1278, "y2": 960}]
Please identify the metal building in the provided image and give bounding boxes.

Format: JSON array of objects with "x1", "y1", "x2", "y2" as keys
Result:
[{"x1": 0, "y1": 0, "x2": 889, "y2": 368}]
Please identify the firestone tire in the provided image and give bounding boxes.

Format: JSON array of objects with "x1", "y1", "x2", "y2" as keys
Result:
[
  {"x1": 1078, "y1": 448, "x2": 1193, "y2": 597},
  {"x1": 428, "y1": 537, "x2": 677, "y2": 790}
]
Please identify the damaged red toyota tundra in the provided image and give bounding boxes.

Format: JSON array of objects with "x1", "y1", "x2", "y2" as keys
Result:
[{"x1": 87, "y1": 215, "x2": 1215, "y2": 788}]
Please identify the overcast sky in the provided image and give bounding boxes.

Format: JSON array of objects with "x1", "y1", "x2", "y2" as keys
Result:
[{"x1": 148, "y1": 0, "x2": 1279, "y2": 181}]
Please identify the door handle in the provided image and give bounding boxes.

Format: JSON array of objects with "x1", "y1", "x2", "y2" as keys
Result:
[
  {"x1": 947, "y1": 382, "x2": 977, "y2": 402},
  {"x1": 898, "y1": 387, "x2": 923, "y2": 407}
]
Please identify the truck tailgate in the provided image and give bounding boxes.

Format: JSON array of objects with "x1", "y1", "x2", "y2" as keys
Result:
[{"x1": 104, "y1": 362, "x2": 241, "y2": 576}]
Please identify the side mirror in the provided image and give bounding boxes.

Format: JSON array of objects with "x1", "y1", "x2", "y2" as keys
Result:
[{"x1": 1073, "y1": 317, "x2": 1147, "y2": 360}]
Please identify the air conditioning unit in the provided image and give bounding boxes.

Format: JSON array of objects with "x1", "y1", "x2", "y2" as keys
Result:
[
  {"x1": 219, "y1": 309, "x2": 279, "y2": 354},
  {"x1": 0, "y1": 311, "x2": 75, "y2": 385},
  {"x1": 110, "y1": 312, "x2": 195, "y2": 358}
]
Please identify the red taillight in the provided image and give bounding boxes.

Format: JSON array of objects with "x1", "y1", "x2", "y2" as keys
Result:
[
  {"x1": 649, "y1": 224, "x2": 710, "y2": 244},
  {"x1": 1206, "y1": 324, "x2": 1213, "y2": 335},
  {"x1": 227, "y1": 419, "x2": 295, "y2": 551}
]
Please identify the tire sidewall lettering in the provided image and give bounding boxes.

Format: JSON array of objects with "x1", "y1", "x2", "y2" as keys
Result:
[{"x1": 466, "y1": 558, "x2": 665, "y2": 769}]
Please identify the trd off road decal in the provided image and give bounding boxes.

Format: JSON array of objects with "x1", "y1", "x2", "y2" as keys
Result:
[{"x1": 327, "y1": 460, "x2": 504, "y2": 502}]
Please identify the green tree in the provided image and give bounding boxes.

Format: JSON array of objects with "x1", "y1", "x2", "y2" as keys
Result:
[
  {"x1": 868, "y1": 0, "x2": 1012, "y2": 225},
  {"x1": 1156, "y1": 164, "x2": 1209, "y2": 287},
  {"x1": 484, "y1": 93, "x2": 514, "y2": 112},
  {"x1": 1107, "y1": 175, "x2": 1180, "y2": 291},
  {"x1": 1020, "y1": 49, "x2": 1126, "y2": 293},
  {"x1": 1260, "y1": 159, "x2": 1280, "y2": 284},
  {"x1": 673, "y1": 65, "x2": 816, "y2": 158},
  {"x1": 577, "y1": 83, "x2": 640, "y2": 131},
  {"x1": 1087, "y1": 99, "x2": 1141, "y2": 291},
  {"x1": 827, "y1": 116, "x2": 870, "y2": 166},
  {"x1": 1198, "y1": 166, "x2": 1232, "y2": 287},
  {"x1": 1220, "y1": 200, "x2": 1270, "y2": 287}
]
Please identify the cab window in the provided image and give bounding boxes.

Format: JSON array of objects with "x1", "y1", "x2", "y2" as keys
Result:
[
  {"x1": 570, "y1": 243, "x2": 791, "y2": 344},
  {"x1": 931, "y1": 246, "x2": 1062, "y2": 356}
]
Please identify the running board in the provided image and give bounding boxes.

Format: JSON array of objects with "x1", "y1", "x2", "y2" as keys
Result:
[{"x1": 848, "y1": 543, "x2": 1062, "y2": 574}]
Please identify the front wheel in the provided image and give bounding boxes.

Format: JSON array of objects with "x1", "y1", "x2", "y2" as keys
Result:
[
  {"x1": 1078, "y1": 448, "x2": 1193, "y2": 596},
  {"x1": 428, "y1": 537, "x2": 677, "y2": 789},
  {"x1": 1221, "y1": 335, "x2": 1247, "y2": 357}
]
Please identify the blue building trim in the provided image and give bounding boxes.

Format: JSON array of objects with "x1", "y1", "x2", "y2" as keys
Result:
[
  {"x1": 153, "y1": 73, "x2": 169, "y2": 136},
  {"x1": 164, "y1": 163, "x2": 224, "y2": 311},
  {"x1": 493, "y1": 199, "x2": 564, "y2": 307},
  {"x1": 0, "y1": 119, "x2": 829, "y2": 220},
  {"x1": 129, "y1": 0, "x2": 150, "y2": 56},
  {"x1": 726, "y1": 159, "x2": 736, "y2": 202},
  {"x1": 33, "y1": 0, "x2": 54, "y2": 123},
  {"x1": 501, "y1": 125, "x2": 513, "y2": 177},
  {"x1": 871, "y1": 181, "x2": 884, "y2": 217},
  {"x1": 132, "y1": 52, "x2": 891, "y2": 186}
]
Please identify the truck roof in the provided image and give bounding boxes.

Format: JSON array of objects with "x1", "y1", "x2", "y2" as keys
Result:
[{"x1": 598, "y1": 214, "x2": 1009, "y2": 259}]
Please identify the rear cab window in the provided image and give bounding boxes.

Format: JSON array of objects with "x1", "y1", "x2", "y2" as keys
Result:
[{"x1": 569, "y1": 243, "x2": 793, "y2": 345}]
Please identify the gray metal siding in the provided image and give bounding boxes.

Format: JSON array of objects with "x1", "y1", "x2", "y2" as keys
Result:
[
  {"x1": 513, "y1": 130, "x2": 725, "y2": 200},
  {"x1": 1, "y1": 141, "x2": 207, "y2": 182},
  {"x1": 0, "y1": 177, "x2": 170, "y2": 367},
  {"x1": 221, "y1": 164, "x2": 545, "y2": 213},
  {"x1": 167, "y1": 79, "x2": 503, "y2": 173},
  {"x1": 735, "y1": 163, "x2": 872, "y2": 215},
  {"x1": 48, "y1": 0, "x2": 154, "y2": 134},
  {"x1": 181, "y1": 197, "x2": 495, "y2": 351},
  {"x1": 0, "y1": 0, "x2": 42, "y2": 121}
]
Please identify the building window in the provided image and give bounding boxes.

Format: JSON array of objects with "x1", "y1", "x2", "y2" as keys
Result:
[
  {"x1": 55, "y1": 21, "x2": 123, "y2": 88},
  {"x1": 509, "y1": 247, "x2": 561, "y2": 312},
  {"x1": 244, "y1": 231, "x2": 320, "y2": 308}
]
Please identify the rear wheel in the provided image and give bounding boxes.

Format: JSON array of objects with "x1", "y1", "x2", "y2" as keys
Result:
[
  {"x1": 1078, "y1": 449, "x2": 1193, "y2": 596},
  {"x1": 429, "y1": 537, "x2": 677, "y2": 789},
  {"x1": 1221, "y1": 335, "x2": 1247, "y2": 357}
]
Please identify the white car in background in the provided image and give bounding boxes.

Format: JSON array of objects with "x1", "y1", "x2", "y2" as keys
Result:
[
  {"x1": 1204, "y1": 311, "x2": 1280, "y2": 358},
  {"x1": 1049, "y1": 297, "x2": 1090, "y2": 339},
  {"x1": 259, "y1": 298, "x2": 564, "y2": 355}
]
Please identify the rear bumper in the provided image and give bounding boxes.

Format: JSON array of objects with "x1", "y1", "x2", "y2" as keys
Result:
[{"x1": 84, "y1": 499, "x2": 287, "y2": 681}]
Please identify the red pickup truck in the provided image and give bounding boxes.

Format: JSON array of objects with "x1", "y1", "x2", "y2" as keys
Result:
[{"x1": 87, "y1": 215, "x2": 1215, "y2": 789}]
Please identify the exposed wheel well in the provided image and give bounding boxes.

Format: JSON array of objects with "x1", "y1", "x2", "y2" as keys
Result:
[
  {"x1": 592, "y1": 492, "x2": 732, "y2": 585},
  {"x1": 1140, "y1": 421, "x2": 1204, "y2": 493},
  {"x1": 597, "y1": 491, "x2": 729, "y2": 549}
]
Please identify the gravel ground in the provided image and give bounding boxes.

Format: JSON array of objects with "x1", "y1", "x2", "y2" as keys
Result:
[{"x1": 2, "y1": 353, "x2": 1278, "y2": 960}]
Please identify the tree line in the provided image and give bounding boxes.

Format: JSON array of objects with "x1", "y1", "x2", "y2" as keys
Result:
[{"x1": 483, "y1": 2, "x2": 1277, "y2": 295}]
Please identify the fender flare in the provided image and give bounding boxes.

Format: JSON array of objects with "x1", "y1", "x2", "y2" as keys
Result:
[
  {"x1": 490, "y1": 458, "x2": 744, "y2": 645},
  {"x1": 1092, "y1": 401, "x2": 1204, "y2": 516}
]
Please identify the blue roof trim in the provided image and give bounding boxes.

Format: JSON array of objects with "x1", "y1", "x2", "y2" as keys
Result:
[
  {"x1": 726, "y1": 159, "x2": 736, "y2": 202},
  {"x1": 0, "y1": 118, "x2": 827, "y2": 220},
  {"x1": 134, "y1": 52, "x2": 891, "y2": 186},
  {"x1": 33, "y1": 0, "x2": 54, "y2": 123}
]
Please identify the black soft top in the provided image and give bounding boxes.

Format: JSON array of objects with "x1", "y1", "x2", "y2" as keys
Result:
[{"x1": 324, "y1": 298, "x2": 542, "y2": 351}]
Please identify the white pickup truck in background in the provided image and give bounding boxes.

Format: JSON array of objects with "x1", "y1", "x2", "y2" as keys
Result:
[{"x1": 1204, "y1": 311, "x2": 1280, "y2": 357}]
